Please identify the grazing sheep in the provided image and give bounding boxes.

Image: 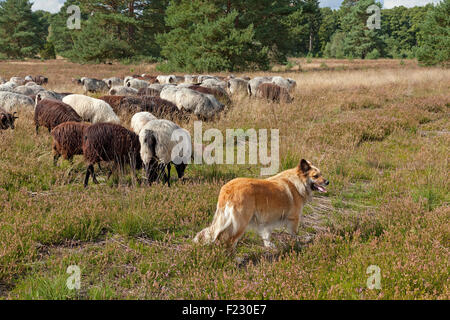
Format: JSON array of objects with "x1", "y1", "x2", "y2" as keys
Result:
[
  {"x1": 131, "y1": 112, "x2": 157, "y2": 135},
  {"x1": 156, "y1": 75, "x2": 177, "y2": 84},
  {"x1": 103, "y1": 77, "x2": 122, "y2": 89},
  {"x1": 256, "y1": 83, "x2": 293, "y2": 103},
  {"x1": 109, "y1": 86, "x2": 138, "y2": 96},
  {"x1": 82, "y1": 123, "x2": 144, "y2": 187},
  {"x1": 0, "y1": 91, "x2": 34, "y2": 112},
  {"x1": 120, "y1": 96, "x2": 188, "y2": 121},
  {"x1": 197, "y1": 75, "x2": 218, "y2": 83},
  {"x1": 62, "y1": 94, "x2": 120, "y2": 124},
  {"x1": 247, "y1": 76, "x2": 273, "y2": 96},
  {"x1": 14, "y1": 84, "x2": 44, "y2": 96},
  {"x1": 34, "y1": 98, "x2": 82, "y2": 134},
  {"x1": 98, "y1": 95, "x2": 127, "y2": 114},
  {"x1": 189, "y1": 85, "x2": 231, "y2": 105},
  {"x1": 184, "y1": 75, "x2": 199, "y2": 84},
  {"x1": 161, "y1": 87, "x2": 224, "y2": 120},
  {"x1": 0, "y1": 107, "x2": 18, "y2": 130},
  {"x1": 32, "y1": 75, "x2": 49, "y2": 85},
  {"x1": 139, "y1": 75, "x2": 159, "y2": 83},
  {"x1": 227, "y1": 78, "x2": 249, "y2": 96},
  {"x1": 51, "y1": 122, "x2": 91, "y2": 165},
  {"x1": 37, "y1": 91, "x2": 71, "y2": 101},
  {"x1": 9, "y1": 77, "x2": 26, "y2": 86},
  {"x1": 126, "y1": 78, "x2": 149, "y2": 90},
  {"x1": 82, "y1": 78, "x2": 109, "y2": 94},
  {"x1": 201, "y1": 78, "x2": 227, "y2": 91},
  {"x1": 140, "y1": 119, "x2": 191, "y2": 186},
  {"x1": 0, "y1": 82, "x2": 17, "y2": 92},
  {"x1": 271, "y1": 76, "x2": 297, "y2": 92}
]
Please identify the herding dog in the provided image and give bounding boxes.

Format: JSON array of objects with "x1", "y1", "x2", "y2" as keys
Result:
[{"x1": 194, "y1": 159, "x2": 329, "y2": 248}]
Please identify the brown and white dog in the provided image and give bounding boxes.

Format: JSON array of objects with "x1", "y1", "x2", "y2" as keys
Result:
[{"x1": 194, "y1": 159, "x2": 329, "y2": 248}]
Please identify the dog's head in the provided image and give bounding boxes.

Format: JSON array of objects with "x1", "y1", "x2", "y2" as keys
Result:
[{"x1": 298, "y1": 159, "x2": 329, "y2": 193}]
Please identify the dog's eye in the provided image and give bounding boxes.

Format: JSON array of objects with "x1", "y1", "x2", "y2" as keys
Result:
[{"x1": 313, "y1": 174, "x2": 319, "y2": 179}]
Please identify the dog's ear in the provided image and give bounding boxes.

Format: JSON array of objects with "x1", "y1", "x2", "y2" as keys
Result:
[{"x1": 299, "y1": 159, "x2": 311, "y2": 173}]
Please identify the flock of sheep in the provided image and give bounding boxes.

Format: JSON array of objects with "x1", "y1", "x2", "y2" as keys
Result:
[{"x1": 0, "y1": 73, "x2": 297, "y2": 187}]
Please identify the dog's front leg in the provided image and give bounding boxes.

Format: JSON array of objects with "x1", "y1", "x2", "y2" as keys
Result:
[{"x1": 259, "y1": 228, "x2": 275, "y2": 248}]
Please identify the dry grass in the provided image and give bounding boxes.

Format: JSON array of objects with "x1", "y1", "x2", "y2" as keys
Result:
[{"x1": 0, "y1": 59, "x2": 449, "y2": 300}]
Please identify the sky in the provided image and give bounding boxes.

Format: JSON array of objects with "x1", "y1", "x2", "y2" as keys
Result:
[{"x1": 31, "y1": 0, "x2": 443, "y2": 13}]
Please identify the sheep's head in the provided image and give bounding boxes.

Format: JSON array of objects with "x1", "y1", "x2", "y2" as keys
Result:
[{"x1": 140, "y1": 129, "x2": 158, "y2": 182}]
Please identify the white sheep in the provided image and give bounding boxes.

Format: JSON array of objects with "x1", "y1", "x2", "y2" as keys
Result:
[
  {"x1": 82, "y1": 78, "x2": 109, "y2": 94},
  {"x1": 184, "y1": 75, "x2": 199, "y2": 84},
  {"x1": 131, "y1": 112, "x2": 157, "y2": 135},
  {"x1": 0, "y1": 82, "x2": 17, "y2": 92},
  {"x1": 0, "y1": 91, "x2": 34, "y2": 112},
  {"x1": 201, "y1": 78, "x2": 227, "y2": 91},
  {"x1": 62, "y1": 94, "x2": 120, "y2": 124},
  {"x1": 247, "y1": 76, "x2": 273, "y2": 96},
  {"x1": 103, "y1": 77, "x2": 123, "y2": 88},
  {"x1": 160, "y1": 87, "x2": 224, "y2": 120},
  {"x1": 156, "y1": 75, "x2": 177, "y2": 84},
  {"x1": 271, "y1": 76, "x2": 297, "y2": 92},
  {"x1": 227, "y1": 78, "x2": 249, "y2": 95},
  {"x1": 9, "y1": 77, "x2": 26, "y2": 86},
  {"x1": 108, "y1": 86, "x2": 138, "y2": 96},
  {"x1": 14, "y1": 85, "x2": 44, "y2": 96},
  {"x1": 140, "y1": 119, "x2": 191, "y2": 186},
  {"x1": 37, "y1": 91, "x2": 70, "y2": 101},
  {"x1": 126, "y1": 78, "x2": 149, "y2": 90}
]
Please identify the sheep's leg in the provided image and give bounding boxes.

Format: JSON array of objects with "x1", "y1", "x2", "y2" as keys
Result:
[
  {"x1": 84, "y1": 165, "x2": 93, "y2": 188},
  {"x1": 35, "y1": 125, "x2": 39, "y2": 135},
  {"x1": 166, "y1": 163, "x2": 171, "y2": 187},
  {"x1": 91, "y1": 165, "x2": 99, "y2": 184},
  {"x1": 53, "y1": 154, "x2": 60, "y2": 166},
  {"x1": 107, "y1": 163, "x2": 116, "y2": 181}
]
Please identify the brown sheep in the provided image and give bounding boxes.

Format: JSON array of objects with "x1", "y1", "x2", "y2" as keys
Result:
[
  {"x1": 34, "y1": 98, "x2": 82, "y2": 134},
  {"x1": 82, "y1": 123, "x2": 143, "y2": 187},
  {"x1": 0, "y1": 107, "x2": 18, "y2": 130},
  {"x1": 51, "y1": 122, "x2": 91, "y2": 165},
  {"x1": 98, "y1": 95, "x2": 127, "y2": 114},
  {"x1": 138, "y1": 75, "x2": 158, "y2": 84},
  {"x1": 121, "y1": 96, "x2": 189, "y2": 122},
  {"x1": 256, "y1": 83, "x2": 293, "y2": 104},
  {"x1": 137, "y1": 87, "x2": 161, "y2": 97}
]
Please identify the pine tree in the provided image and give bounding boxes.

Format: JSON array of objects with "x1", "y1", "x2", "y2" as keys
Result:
[
  {"x1": 416, "y1": 0, "x2": 450, "y2": 66},
  {"x1": 0, "y1": 0, "x2": 42, "y2": 58},
  {"x1": 48, "y1": 0, "x2": 86, "y2": 57},
  {"x1": 157, "y1": 0, "x2": 269, "y2": 72},
  {"x1": 339, "y1": 0, "x2": 385, "y2": 59}
]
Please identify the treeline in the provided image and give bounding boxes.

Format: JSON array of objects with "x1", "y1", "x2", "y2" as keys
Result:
[{"x1": 0, "y1": 0, "x2": 448, "y2": 70}]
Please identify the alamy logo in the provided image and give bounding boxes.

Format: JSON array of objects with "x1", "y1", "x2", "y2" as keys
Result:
[
  {"x1": 367, "y1": 5, "x2": 381, "y2": 30},
  {"x1": 66, "y1": 265, "x2": 81, "y2": 290},
  {"x1": 366, "y1": 265, "x2": 381, "y2": 290},
  {"x1": 67, "y1": 5, "x2": 81, "y2": 30}
]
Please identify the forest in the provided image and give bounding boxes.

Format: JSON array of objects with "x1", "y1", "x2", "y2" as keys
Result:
[{"x1": 0, "y1": 0, "x2": 448, "y2": 71}]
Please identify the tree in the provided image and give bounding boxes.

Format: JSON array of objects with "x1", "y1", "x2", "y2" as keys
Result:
[
  {"x1": 339, "y1": 0, "x2": 385, "y2": 59},
  {"x1": 0, "y1": 0, "x2": 42, "y2": 58},
  {"x1": 318, "y1": 7, "x2": 339, "y2": 56},
  {"x1": 48, "y1": 0, "x2": 86, "y2": 57},
  {"x1": 157, "y1": 0, "x2": 269, "y2": 72},
  {"x1": 416, "y1": 0, "x2": 450, "y2": 66}
]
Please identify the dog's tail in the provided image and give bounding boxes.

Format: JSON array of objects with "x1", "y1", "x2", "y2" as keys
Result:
[{"x1": 194, "y1": 203, "x2": 234, "y2": 244}]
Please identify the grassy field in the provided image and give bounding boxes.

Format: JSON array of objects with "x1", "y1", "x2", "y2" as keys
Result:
[{"x1": 0, "y1": 58, "x2": 448, "y2": 300}]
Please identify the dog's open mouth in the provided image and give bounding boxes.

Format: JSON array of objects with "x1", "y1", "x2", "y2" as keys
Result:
[{"x1": 312, "y1": 183, "x2": 327, "y2": 193}]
